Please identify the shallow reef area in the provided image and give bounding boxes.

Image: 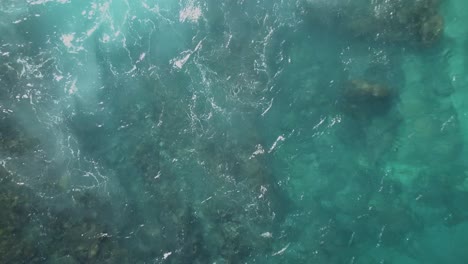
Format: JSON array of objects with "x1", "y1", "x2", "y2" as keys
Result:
[{"x1": 1, "y1": 0, "x2": 468, "y2": 263}]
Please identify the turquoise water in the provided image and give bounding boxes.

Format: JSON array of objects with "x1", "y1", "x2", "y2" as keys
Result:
[{"x1": 1, "y1": 0, "x2": 468, "y2": 263}]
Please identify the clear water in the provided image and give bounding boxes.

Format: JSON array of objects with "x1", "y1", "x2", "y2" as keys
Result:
[{"x1": 1, "y1": 0, "x2": 468, "y2": 263}]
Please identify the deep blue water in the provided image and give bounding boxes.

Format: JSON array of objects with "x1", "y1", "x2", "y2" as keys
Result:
[{"x1": 1, "y1": 0, "x2": 468, "y2": 263}]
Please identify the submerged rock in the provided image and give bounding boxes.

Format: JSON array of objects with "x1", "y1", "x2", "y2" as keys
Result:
[
  {"x1": 340, "y1": 79, "x2": 396, "y2": 118},
  {"x1": 345, "y1": 79, "x2": 392, "y2": 100},
  {"x1": 419, "y1": 13, "x2": 444, "y2": 45},
  {"x1": 304, "y1": 0, "x2": 445, "y2": 46}
]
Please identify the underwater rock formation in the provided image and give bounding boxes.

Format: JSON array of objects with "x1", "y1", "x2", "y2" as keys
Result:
[
  {"x1": 0, "y1": 165, "x2": 124, "y2": 263},
  {"x1": 340, "y1": 79, "x2": 395, "y2": 117},
  {"x1": 345, "y1": 79, "x2": 392, "y2": 100},
  {"x1": 0, "y1": 117, "x2": 40, "y2": 155},
  {"x1": 305, "y1": 0, "x2": 445, "y2": 46}
]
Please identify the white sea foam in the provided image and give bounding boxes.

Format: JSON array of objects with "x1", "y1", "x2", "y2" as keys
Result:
[{"x1": 179, "y1": 1, "x2": 202, "y2": 23}]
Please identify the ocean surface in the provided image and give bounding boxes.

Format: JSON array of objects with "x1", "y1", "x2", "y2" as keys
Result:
[{"x1": 1, "y1": 0, "x2": 468, "y2": 263}]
